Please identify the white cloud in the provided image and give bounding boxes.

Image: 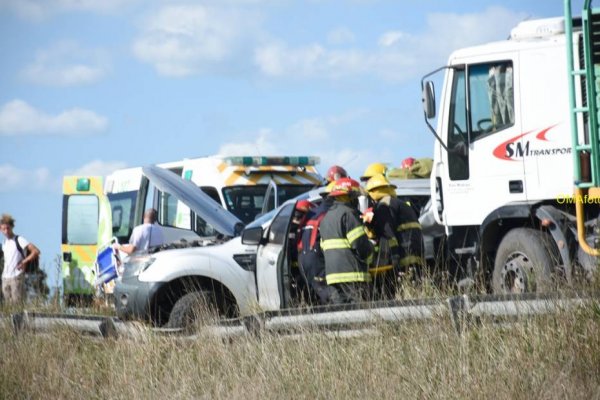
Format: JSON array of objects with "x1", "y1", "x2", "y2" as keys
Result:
[
  {"x1": 64, "y1": 160, "x2": 128, "y2": 176},
  {"x1": 0, "y1": 164, "x2": 53, "y2": 192},
  {"x1": 255, "y1": 6, "x2": 527, "y2": 82},
  {"x1": 217, "y1": 109, "x2": 383, "y2": 178},
  {"x1": 0, "y1": 0, "x2": 139, "y2": 20},
  {"x1": 217, "y1": 129, "x2": 280, "y2": 156},
  {"x1": 0, "y1": 99, "x2": 108, "y2": 136},
  {"x1": 20, "y1": 41, "x2": 110, "y2": 86},
  {"x1": 255, "y1": 42, "x2": 413, "y2": 80},
  {"x1": 132, "y1": 4, "x2": 261, "y2": 77},
  {"x1": 327, "y1": 27, "x2": 355, "y2": 45},
  {"x1": 378, "y1": 30, "x2": 408, "y2": 47}
]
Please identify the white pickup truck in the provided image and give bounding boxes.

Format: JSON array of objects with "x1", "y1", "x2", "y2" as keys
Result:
[{"x1": 114, "y1": 166, "x2": 436, "y2": 328}]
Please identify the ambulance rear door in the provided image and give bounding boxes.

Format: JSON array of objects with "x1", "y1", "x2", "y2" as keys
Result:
[{"x1": 61, "y1": 176, "x2": 112, "y2": 298}]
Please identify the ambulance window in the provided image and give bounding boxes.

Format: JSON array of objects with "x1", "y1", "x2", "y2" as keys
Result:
[
  {"x1": 107, "y1": 191, "x2": 137, "y2": 243},
  {"x1": 200, "y1": 186, "x2": 221, "y2": 205},
  {"x1": 64, "y1": 195, "x2": 98, "y2": 245},
  {"x1": 268, "y1": 204, "x2": 294, "y2": 245},
  {"x1": 469, "y1": 61, "x2": 514, "y2": 142},
  {"x1": 157, "y1": 191, "x2": 179, "y2": 227},
  {"x1": 194, "y1": 214, "x2": 218, "y2": 237},
  {"x1": 222, "y1": 186, "x2": 266, "y2": 224}
]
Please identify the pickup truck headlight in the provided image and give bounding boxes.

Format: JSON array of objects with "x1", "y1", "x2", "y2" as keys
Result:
[{"x1": 122, "y1": 255, "x2": 156, "y2": 278}]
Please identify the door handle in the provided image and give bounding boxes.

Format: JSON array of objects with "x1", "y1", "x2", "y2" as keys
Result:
[{"x1": 509, "y1": 180, "x2": 523, "y2": 193}]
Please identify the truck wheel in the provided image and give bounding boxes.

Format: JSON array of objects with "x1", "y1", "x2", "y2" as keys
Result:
[
  {"x1": 492, "y1": 228, "x2": 558, "y2": 294},
  {"x1": 166, "y1": 291, "x2": 217, "y2": 331}
]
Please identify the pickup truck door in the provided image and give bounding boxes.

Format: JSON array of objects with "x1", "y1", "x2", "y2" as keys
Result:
[{"x1": 255, "y1": 203, "x2": 294, "y2": 311}]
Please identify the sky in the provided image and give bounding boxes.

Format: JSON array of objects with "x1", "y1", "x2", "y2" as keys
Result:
[{"x1": 0, "y1": 0, "x2": 572, "y2": 287}]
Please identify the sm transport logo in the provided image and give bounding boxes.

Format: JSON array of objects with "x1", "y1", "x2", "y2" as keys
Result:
[{"x1": 492, "y1": 124, "x2": 571, "y2": 161}]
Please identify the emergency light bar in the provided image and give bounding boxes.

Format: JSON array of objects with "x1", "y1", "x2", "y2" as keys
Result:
[{"x1": 224, "y1": 156, "x2": 320, "y2": 167}]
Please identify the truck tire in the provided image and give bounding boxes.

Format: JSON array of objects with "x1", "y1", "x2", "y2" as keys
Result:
[
  {"x1": 166, "y1": 291, "x2": 217, "y2": 331},
  {"x1": 492, "y1": 228, "x2": 558, "y2": 294}
]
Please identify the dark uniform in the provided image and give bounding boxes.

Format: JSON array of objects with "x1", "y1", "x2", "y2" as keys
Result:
[
  {"x1": 394, "y1": 198, "x2": 424, "y2": 277},
  {"x1": 298, "y1": 201, "x2": 332, "y2": 305},
  {"x1": 320, "y1": 202, "x2": 374, "y2": 304},
  {"x1": 369, "y1": 195, "x2": 424, "y2": 299}
]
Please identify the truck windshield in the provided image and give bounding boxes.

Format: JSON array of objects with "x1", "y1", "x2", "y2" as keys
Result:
[{"x1": 222, "y1": 185, "x2": 314, "y2": 224}]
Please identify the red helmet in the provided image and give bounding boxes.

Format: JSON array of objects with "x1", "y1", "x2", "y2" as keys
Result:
[
  {"x1": 329, "y1": 177, "x2": 361, "y2": 197},
  {"x1": 326, "y1": 165, "x2": 348, "y2": 182},
  {"x1": 295, "y1": 199, "x2": 314, "y2": 213},
  {"x1": 401, "y1": 157, "x2": 416, "y2": 169}
]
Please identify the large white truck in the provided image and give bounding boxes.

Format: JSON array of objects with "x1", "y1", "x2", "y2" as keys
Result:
[{"x1": 420, "y1": 0, "x2": 600, "y2": 293}]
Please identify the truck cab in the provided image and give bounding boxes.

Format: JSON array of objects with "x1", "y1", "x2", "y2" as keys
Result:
[{"x1": 421, "y1": 11, "x2": 600, "y2": 293}]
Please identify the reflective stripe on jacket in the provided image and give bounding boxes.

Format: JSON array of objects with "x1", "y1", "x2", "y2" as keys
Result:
[
  {"x1": 320, "y1": 202, "x2": 373, "y2": 284},
  {"x1": 370, "y1": 195, "x2": 424, "y2": 268}
]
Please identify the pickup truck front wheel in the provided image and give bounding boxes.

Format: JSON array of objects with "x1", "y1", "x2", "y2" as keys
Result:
[{"x1": 166, "y1": 291, "x2": 217, "y2": 331}]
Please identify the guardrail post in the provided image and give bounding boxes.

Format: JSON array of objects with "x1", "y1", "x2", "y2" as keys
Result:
[
  {"x1": 11, "y1": 311, "x2": 30, "y2": 335},
  {"x1": 447, "y1": 295, "x2": 470, "y2": 335}
]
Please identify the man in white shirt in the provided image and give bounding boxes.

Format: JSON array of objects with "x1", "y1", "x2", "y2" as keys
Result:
[
  {"x1": 1, "y1": 213, "x2": 40, "y2": 304},
  {"x1": 114, "y1": 208, "x2": 165, "y2": 255}
]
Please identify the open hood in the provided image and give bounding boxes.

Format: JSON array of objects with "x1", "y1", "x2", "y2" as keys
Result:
[{"x1": 142, "y1": 165, "x2": 244, "y2": 238}]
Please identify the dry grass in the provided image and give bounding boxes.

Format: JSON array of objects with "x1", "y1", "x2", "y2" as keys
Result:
[{"x1": 1, "y1": 299, "x2": 599, "y2": 400}]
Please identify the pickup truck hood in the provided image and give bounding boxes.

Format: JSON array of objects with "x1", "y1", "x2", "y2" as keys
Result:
[{"x1": 142, "y1": 165, "x2": 244, "y2": 238}]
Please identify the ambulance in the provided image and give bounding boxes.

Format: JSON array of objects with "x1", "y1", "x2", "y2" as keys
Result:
[{"x1": 61, "y1": 155, "x2": 322, "y2": 303}]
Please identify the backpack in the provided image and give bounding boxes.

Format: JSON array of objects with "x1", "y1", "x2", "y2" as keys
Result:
[
  {"x1": 298, "y1": 212, "x2": 327, "y2": 253},
  {"x1": 14, "y1": 235, "x2": 40, "y2": 274}
]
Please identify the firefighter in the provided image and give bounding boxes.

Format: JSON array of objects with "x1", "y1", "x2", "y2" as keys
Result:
[
  {"x1": 325, "y1": 165, "x2": 348, "y2": 183},
  {"x1": 400, "y1": 157, "x2": 416, "y2": 170},
  {"x1": 290, "y1": 199, "x2": 314, "y2": 300},
  {"x1": 365, "y1": 174, "x2": 425, "y2": 296},
  {"x1": 320, "y1": 178, "x2": 374, "y2": 304},
  {"x1": 297, "y1": 198, "x2": 332, "y2": 305}
]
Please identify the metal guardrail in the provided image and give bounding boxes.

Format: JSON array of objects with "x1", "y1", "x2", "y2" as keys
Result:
[{"x1": 2, "y1": 292, "x2": 598, "y2": 340}]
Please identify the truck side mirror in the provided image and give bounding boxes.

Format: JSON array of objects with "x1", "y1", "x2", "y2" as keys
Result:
[
  {"x1": 422, "y1": 81, "x2": 436, "y2": 119},
  {"x1": 241, "y1": 226, "x2": 264, "y2": 245}
]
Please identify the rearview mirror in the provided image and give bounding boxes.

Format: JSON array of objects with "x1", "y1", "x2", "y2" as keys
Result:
[
  {"x1": 422, "y1": 81, "x2": 436, "y2": 119},
  {"x1": 241, "y1": 226, "x2": 264, "y2": 245}
]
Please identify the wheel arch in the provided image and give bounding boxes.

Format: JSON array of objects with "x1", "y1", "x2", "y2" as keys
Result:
[
  {"x1": 150, "y1": 275, "x2": 239, "y2": 326},
  {"x1": 478, "y1": 203, "x2": 540, "y2": 276}
]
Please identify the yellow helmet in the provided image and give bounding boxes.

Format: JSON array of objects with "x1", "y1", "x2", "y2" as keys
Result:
[
  {"x1": 319, "y1": 180, "x2": 336, "y2": 197},
  {"x1": 360, "y1": 162, "x2": 387, "y2": 182},
  {"x1": 365, "y1": 174, "x2": 397, "y2": 192}
]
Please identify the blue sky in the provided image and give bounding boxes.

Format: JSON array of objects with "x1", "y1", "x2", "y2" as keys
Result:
[{"x1": 0, "y1": 0, "x2": 570, "y2": 286}]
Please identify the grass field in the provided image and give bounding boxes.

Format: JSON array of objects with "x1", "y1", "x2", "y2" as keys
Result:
[{"x1": 1, "y1": 295, "x2": 599, "y2": 400}]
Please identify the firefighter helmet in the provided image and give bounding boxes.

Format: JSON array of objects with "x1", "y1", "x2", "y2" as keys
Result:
[
  {"x1": 319, "y1": 180, "x2": 336, "y2": 197},
  {"x1": 295, "y1": 199, "x2": 314, "y2": 213},
  {"x1": 326, "y1": 165, "x2": 348, "y2": 182},
  {"x1": 401, "y1": 157, "x2": 416, "y2": 169},
  {"x1": 329, "y1": 177, "x2": 361, "y2": 197},
  {"x1": 360, "y1": 162, "x2": 387, "y2": 182},
  {"x1": 365, "y1": 174, "x2": 397, "y2": 192}
]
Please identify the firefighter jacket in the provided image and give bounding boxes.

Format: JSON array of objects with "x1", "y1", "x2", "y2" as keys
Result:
[
  {"x1": 369, "y1": 197, "x2": 401, "y2": 273},
  {"x1": 320, "y1": 201, "x2": 374, "y2": 284},
  {"x1": 372, "y1": 195, "x2": 424, "y2": 269}
]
